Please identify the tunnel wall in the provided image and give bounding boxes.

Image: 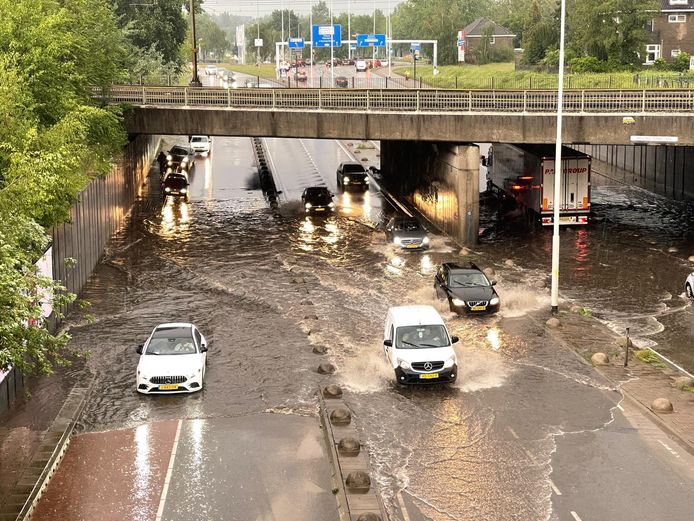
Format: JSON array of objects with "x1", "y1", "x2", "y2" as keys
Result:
[
  {"x1": 50, "y1": 134, "x2": 160, "y2": 319},
  {"x1": 380, "y1": 140, "x2": 479, "y2": 246},
  {"x1": 573, "y1": 144, "x2": 694, "y2": 200}
]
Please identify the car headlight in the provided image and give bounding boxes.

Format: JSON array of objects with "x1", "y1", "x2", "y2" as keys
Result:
[
  {"x1": 490, "y1": 296, "x2": 500, "y2": 306},
  {"x1": 398, "y1": 359, "x2": 412, "y2": 370},
  {"x1": 443, "y1": 356, "x2": 456, "y2": 369},
  {"x1": 305, "y1": 203, "x2": 312, "y2": 209},
  {"x1": 343, "y1": 176, "x2": 350, "y2": 183},
  {"x1": 422, "y1": 236, "x2": 430, "y2": 244},
  {"x1": 393, "y1": 237, "x2": 401, "y2": 245},
  {"x1": 365, "y1": 178, "x2": 369, "y2": 184},
  {"x1": 164, "y1": 187, "x2": 171, "y2": 192},
  {"x1": 452, "y1": 298, "x2": 465, "y2": 306},
  {"x1": 328, "y1": 202, "x2": 335, "y2": 208},
  {"x1": 182, "y1": 157, "x2": 189, "y2": 163},
  {"x1": 166, "y1": 154, "x2": 172, "y2": 160},
  {"x1": 180, "y1": 188, "x2": 187, "y2": 194}
]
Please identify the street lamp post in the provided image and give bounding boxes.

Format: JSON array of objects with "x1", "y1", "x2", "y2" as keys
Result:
[
  {"x1": 189, "y1": 0, "x2": 202, "y2": 87},
  {"x1": 550, "y1": 0, "x2": 567, "y2": 314}
]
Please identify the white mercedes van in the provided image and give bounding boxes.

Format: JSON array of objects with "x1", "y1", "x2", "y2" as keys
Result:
[{"x1": 383, "y1": 305, "x2": 459, "y2": 384}]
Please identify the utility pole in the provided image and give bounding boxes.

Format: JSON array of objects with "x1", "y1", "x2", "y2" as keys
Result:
[
  {"x1": 348, "y1": 0, "x2": 351, "y2": 61},
  {"x1": 256, "y1": 0, "x2": 260, "y2": 65},
  {"x1": 189, "y1": 0, "x2": 202, "y2": 87}
]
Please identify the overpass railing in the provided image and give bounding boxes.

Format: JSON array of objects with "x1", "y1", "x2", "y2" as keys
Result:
[{"x1": 96, "y1": 86, "x2": 694, "y2": 114}]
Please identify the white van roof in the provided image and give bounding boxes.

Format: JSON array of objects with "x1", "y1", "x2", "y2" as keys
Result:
[{"x1": 387, "y1": 305, "x2": 444, "y2": 327}]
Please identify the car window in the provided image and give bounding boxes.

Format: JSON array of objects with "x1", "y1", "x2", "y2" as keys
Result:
[
  {"x1": 389, "y1": 325, "x2": 394, "y2": 341},
  {"x1": 194, "y1": 329, "x2": 202, "y2": 347},
  {"x1": 449, "y1": 272, "x2": 489, "y2": 287},
  {"x1": 170, "y1": 147, "x2": 188, "y2": 155},
  {"x1": 146, "y1": 336, "x2": 196, "y2": 355},
  {"x1": 343, "y1": 164, "x2": 366, "y2": 173},
  {"x1": 191, "y1": 137, "x2": 207, "y2": 143},
  {"x1": 395, "y1": 325, "x2": 449, "y2": 349}
]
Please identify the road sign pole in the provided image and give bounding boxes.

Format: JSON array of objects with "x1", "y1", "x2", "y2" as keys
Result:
[
  {"x1": 330, "y1": 0, "x2": 334, "y2": 85},
  {"x1": 310, "y1": 8, "x2": 313, "y2": 87}
]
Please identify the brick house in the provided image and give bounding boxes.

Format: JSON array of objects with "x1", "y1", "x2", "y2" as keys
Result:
[
  {"x1": 645, "y1": 0, "x2": 694, "y2": 63},
  {"x1": 458, "y1": 18, "x2": 515, "y2": 64}
]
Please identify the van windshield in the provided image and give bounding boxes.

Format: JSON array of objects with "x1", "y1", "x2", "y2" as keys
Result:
[{"x1": 395, "y1": 325, "x2": 449, "y2": 348}]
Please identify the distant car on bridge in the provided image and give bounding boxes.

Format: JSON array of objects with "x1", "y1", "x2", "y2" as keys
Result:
[
  {"x1": 355, "y1": 60, "x2": 367, "y2": 72},
  {"x1": 335, "y1": 76, "x2": 349, "y2": 88},
  {"x1": 296, "y1": 69, "x2": 308, "y2": 82},
  {"x1": 301, "y1": 186, "x2": 335, "y2": 215}
]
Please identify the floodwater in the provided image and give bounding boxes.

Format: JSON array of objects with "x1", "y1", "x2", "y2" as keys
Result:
[{"x1": 26, "y1": 136, "x2": 694, "y2": 520}]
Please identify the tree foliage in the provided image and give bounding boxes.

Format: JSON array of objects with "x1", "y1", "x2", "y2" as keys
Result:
[{"x1": 0, "y1": 0, "x2": 126, "y2": 375}]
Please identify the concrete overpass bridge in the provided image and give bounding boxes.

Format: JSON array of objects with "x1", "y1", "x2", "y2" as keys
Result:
[
  {"x1": 100, "y1": 85, "x2": 694, "y2": 245},
  {"x1": 101, "y1": 86, "x2": 694, "y2": 145}
]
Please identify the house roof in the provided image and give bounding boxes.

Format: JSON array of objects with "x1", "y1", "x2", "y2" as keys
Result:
[
  {"x1": 660, "y1": 0, "x2": 694, "y2": 11},
  {"x1": 462, "y1": 18, "x2": 515, "y2": 38}
]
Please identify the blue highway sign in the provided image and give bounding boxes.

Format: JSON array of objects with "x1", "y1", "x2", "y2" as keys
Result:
[
  {"x1": 312, "y1": 24, "x2": 342, "y2": 48},
  {"x1": 356, "y1": 34, "x2": 386, "y2": 47}
]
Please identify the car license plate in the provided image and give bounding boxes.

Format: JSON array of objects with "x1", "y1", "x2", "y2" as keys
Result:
[
  {"x1": 159, "y1": 384, "x2": 179, "y2": 390},
  {"x1": 471, "y1": 305, "x2": 487, "y2": 311},
  {"x1": 419, "y1": 373, "x2": 439, "y2": 379},
  {"x1": 406, "y1": 244, "x2": 419, "y2": 249},
  {"x1": 315, "y1": 208, "x2": 325, "y2": 212}
]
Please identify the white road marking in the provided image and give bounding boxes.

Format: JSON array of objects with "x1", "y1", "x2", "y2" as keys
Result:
[
  {"x1": 156, "y1": 419, "x2": 183, "y2": 521},
  {"x1": 549, "y1": 479, "x2": 562, "y2": 496},
  {"x1": 397, "y1": 491, "x2": 413, "y2": 521},
  {"x1": 616, "y1": 404, "x2": 624, "y2": 411},
  {"x1": 507, "y1": 426, "x2": 520, "y2": 439},
  {"x1": 658, "y1": 439, "x2": 681, "y2": 458},
  {"x1": 570, "y1": 511, "x2": 583, "y2": 521}
]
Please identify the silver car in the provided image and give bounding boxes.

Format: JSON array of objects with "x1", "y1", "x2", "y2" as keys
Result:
[{"x1": 385, "y1": 216, "x2": 430, "y2": 250}]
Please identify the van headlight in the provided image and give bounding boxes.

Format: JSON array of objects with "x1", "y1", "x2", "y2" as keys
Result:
[
  {"x1": 443, "y1": 357, "x2": 456, "y2": 369},
  {"x1": 422, "y1": 236, "x2": 430, "y2": 244},
  {"x1": 305, "y1": 203, "x2": 312, "y2": 209},
  {"x1": 166, "y1": 154, "x2": 172, "y2": 160},
  {"x1": 180, "y1": 188, "x2": 187, "y2": 194},
  {"x1": 328, "y1": 202, "x2": 335, "y2": 208},
  {"x1": 452, "y1": 298, "x2": 465, "y2": 306},
  {"x1": 164, "y1": 187, "x2": 171, "y2": 192},
  {"x1": 393, "y1": 237, "x2": 401, "y2": 245},
  {"x1": 490, "y1": 296, "x2": 500, "y2": 306},
  {"x1": 398, "y1": 359, "x2": 411, "y2": 370}
]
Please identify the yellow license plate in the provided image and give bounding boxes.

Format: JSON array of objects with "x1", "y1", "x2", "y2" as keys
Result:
[
  {"x1": 315, "y1": 208, "x2": 325, "y2": 211},
  {"x1": 419, "y1": 373, "x2": 439, "y2": 379},
  {"x1": 406, "y1": 244, "x2": 419, "y2": 249},
  {"x1": 159, "y1": 384, "x2": 179, "y2": 390},
  {"x1": 471, "y1": 305, "x2": 486, "y2": 311}
]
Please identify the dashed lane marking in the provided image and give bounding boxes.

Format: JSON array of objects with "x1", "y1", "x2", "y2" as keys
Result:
[
  {"x1": 397, "y1": 491, "x2": 413, "y2": 521},
  {"x1": 507, "y1": 426, "x2": 520, "y2": 439},
  {"x1": 658, "y1": 439, "x2": 681, "y2": 458},
  {"x1": 570, "y1": 511, "x2": 584, "y2": 521},
  {"x1": 549, "y1": 480, "x2": 562, "y2": 496},
  {"x1": 155, "y1": 419, "x2": 183, "y2": 521},
  {"x1": 617, "y1": 404, "x2": 624, "y2": 411}
]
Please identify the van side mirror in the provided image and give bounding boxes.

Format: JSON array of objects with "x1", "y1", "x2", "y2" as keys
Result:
[
  {"x1": 200, "y1": 344, "x2": 208, "y2": 353},
  {"x1": 383, "y1": 339, "x2": 392, "y2": 347},
  {"x1": 136, "y1": 345, "x2": 143, "y2": 354},
  {"x1": 451, "y1": 336, "x2": 459, "y2": 344}
]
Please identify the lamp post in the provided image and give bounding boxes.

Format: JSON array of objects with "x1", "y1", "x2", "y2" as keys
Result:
[
  {"x1": 189, "y1": 0, "x2": 202, "y2": 87},
  {"x1": 550, "y1": 0, "x2": 567, "y2": 314}
]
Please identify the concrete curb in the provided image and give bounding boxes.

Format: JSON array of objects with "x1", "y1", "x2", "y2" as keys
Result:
[
  {"x1": 0, "y1": 379, "x2": 93, "y2": 521},
  {"x1": 318, "y1": 388, "x2": 387, "y2": 521}
]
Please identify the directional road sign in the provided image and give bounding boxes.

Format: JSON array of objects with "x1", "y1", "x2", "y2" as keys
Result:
[
  {"x1": 356, "y1": 34, "x2": 386, "y2": 47},
  {"x1": 410, "y1": 42, "x2": 421, "y2": 51},
  {"x1": 288, "y1": 37, "x2": 305, "y2": 49},
  {"x1": 312, "y1": 24, "x2": 342, "y2": 48}
]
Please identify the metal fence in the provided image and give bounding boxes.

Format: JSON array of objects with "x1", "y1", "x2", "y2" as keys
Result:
[
  {"x1": 50, "y1": 135, "x2": 160, "y2": 320},
  {"x1": 0, "y1": 367, "x2": 24, "y2": 415},
  {"x1": 97, "y1": 86, "x2": 694, "y2": 114}
]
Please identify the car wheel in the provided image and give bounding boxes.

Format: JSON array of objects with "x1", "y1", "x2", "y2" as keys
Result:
[{"x1": 687, "y1": 283, "x2": 693, "y2": 299}]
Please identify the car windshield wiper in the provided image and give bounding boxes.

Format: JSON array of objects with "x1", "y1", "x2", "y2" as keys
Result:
[
  {"x1": 418, "y1": 343, "x2": 440, "y2": 348},
  {"x1": 400, "y1": 340, "x2": 418, "y2": 347}
]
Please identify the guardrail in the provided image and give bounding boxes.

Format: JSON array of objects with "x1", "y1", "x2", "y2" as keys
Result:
[{"x1": 95, "y1": 86, "x2": 694, "y2": 114}]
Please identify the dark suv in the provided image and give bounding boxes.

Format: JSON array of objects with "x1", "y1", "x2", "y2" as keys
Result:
[
  {"x1": 336, "y1": 161, "x2": 369, "y2": 190},
  {"x1": 301, "y1": 186, "x2": 335, "y2": 214},
  {"x1": 434, "y1": 262, "x2": 500, "y2": 314}
]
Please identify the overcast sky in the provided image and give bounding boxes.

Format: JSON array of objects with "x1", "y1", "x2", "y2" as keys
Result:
[{"x1": 203, "y1": 0, "x2": 402, "y2": 18}]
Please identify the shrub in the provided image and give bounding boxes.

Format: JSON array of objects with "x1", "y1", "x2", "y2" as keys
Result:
[
  {"x1": 671, "y1": 52, "x2": 691, "y2": 73},
  {"x1": 569, "y1": 57, "x2": 609, "y2": 73}
]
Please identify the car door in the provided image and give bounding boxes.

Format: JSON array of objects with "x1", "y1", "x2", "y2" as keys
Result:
[
  {"x1": 434, "y1": 267, "x2": 447, "y2": 299},
  {"x1": 193, "y1": 327, "x2": 206, "y2": 373}
]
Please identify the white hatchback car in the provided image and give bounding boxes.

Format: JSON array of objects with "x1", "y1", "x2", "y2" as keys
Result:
[
  {"x1": 189, "y1": 135, "x2": 211, "y2": 157},
  {"x1": 355, "y1": 60, "x2": 367, "y2": 72},
  {"x1": 136, "y1": 323, "x2": 208, "y2": 394},
  {"x1": 686, "y1": 272, "x2": 694, "y2": 299}
]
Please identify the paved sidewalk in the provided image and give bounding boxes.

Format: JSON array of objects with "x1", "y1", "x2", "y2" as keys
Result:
[{"x1": 546, "y1": 310, "x2": 694, "y2": 455}]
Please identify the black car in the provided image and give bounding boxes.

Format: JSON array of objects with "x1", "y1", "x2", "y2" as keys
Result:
[
  {"x1": 434, "y1": 262, "x2": 500, "y2": 314},
  {"x1": 336, "y1": 161, "x2": 369, "y2": 190},
  {"x1": 301, "y1": 186, "x2": 335, "y2": 214},
  {"x1": 335, "y1": 76, "x2": 349, "y2": 88},
  {"x1": 166, "y1": 145, "x2": 195, "y2": 170},
  {"x1": 162, "y1": 170, "x2": 189, "y2": 201}
]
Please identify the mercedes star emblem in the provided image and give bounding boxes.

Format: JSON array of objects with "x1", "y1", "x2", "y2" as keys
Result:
[{"x1": 423, "y1": 362, "x2": 433, "y2": 371}]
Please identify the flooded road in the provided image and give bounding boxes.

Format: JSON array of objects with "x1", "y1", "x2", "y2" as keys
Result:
[{"x1": 36, "y1": 135, "x2": 693, "y2": 521}]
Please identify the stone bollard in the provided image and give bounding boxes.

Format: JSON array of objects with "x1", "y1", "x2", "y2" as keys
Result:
[
  {"x1": 674, "y1": 376, "x2": 694, "y2": 390},
  {"x1": 356, "y1": 514, "x2": 382, "y2": 521},
  {"x1": 546, "y1": 317, "x2": 560, "y2": 329},
  {"x1": 591, "y1": 353, "x2": 610, "y2": 366},
  {"x1": 317, "y1": 362, "x2": 336, "y2": 374},
  {"x1": 312, "y1": 345, "x2": 328, "y2": 355},
  {"x1": 338, "y1": 437, "x2": 361, "y2": 456},
  {"x1": 322, "y1": 384, "x2": 343, "y2": 399},
  {"x1": 651, "y1": 398, "x2": 674, "y2": 413},
  {"x1": 330, "y1": 407, "x2": 352, "y2": 425},
  {"x1": 504, "y1": 259, "x2": 515, "y2": 267},
  {"x1": 483, "y1": 267, "x2": 495, "y2": 277},
  {"x1": 459, "y1": 247, "x2": 471, "y2": 256},
  {"x1": 345, "y1": 471, "x2": 371, "y2": 493}
]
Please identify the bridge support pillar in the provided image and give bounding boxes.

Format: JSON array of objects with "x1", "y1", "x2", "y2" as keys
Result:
[{"x1": 380, "y1": 140, "x2": 479, "y2": 246}]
